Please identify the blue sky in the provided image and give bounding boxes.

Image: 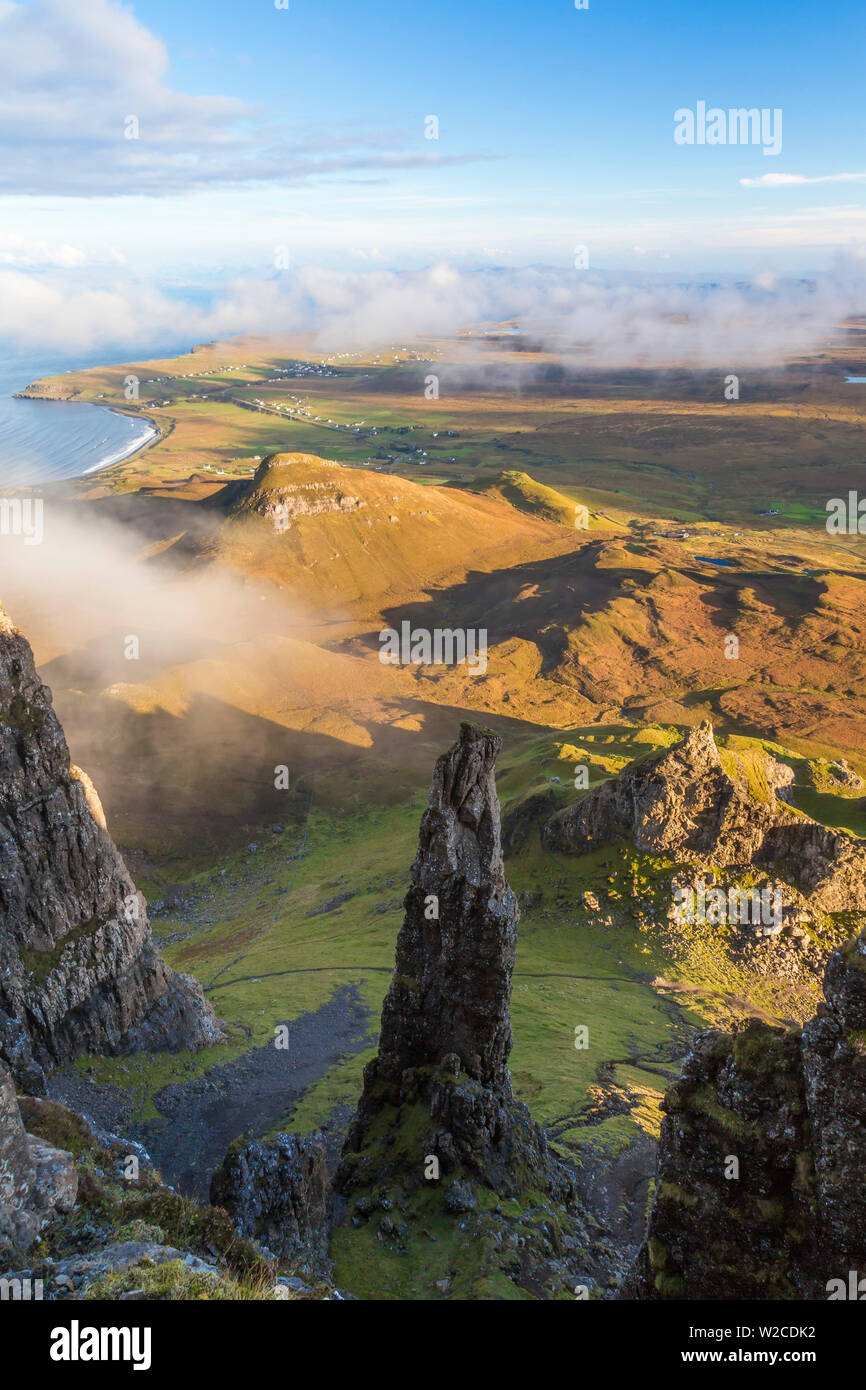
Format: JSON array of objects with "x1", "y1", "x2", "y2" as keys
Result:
[
  {"x1": 0, "y1": 0, "x2": 864, "y2": 355},
  {"x1": 122, "y1": 0, "x2": 866, "y2": 268}
]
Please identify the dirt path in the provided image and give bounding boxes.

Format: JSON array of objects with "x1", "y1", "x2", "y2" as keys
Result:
[
  {"x1": 652, "y1": 976, "x2": 782, "y2": 1024},
  {"x1": 50, "y1": 983, "x2": 372, "y2": 1203}
]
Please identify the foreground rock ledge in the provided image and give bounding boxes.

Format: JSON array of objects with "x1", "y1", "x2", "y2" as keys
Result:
[{"x1": 629, "y1": 930, "x2": 866, "y2": 1300}]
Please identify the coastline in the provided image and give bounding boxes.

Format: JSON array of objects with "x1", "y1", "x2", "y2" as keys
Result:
[
  {"x1": 4, "y1": 388, "x2": 162, "y2": 484},
  {"x1": 80, "y1": 407, "x2": 161, "y2": 475}
]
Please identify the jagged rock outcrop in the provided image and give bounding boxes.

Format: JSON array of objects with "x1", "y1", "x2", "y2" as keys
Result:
[
  {"x1": 630, "y1": 930, "x2": 866, "y2": 1300},
  {"x1": 0, "y1": 1063, "x2": 77, "y2": 1261},
  {"x1": 335, "y1": 723, "x2": 572, "y2": 1201},
  {"x1": 210, "y1": 1132, "x2": 330, "y2": 1280},
  {"x1": 0, "y1": 605, "x2": 222, "y2": 1090},
  {"x1": 543, "y1": 721, "x2": 866, "y2": 912}
]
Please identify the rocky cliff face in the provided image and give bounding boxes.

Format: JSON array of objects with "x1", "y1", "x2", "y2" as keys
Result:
[
  {"x1": 0, "y1": 605, "x2": 222, "y2": 1090},
  {"x1": 217, "y1": 455, "x2": 366, "y2": 526},
  {"x1": 543, "y1": 720, "x2": 866, "y2": 913},
  {"x1": 336, "y1": 723, "x2": 571, "y2": 1202},
  {"x1": 630, "y1": 930, "x2": 866, "y2": 1299}
]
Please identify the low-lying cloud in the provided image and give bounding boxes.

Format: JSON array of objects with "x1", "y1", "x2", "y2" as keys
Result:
[{"x1": 1, "y1": 260, "x2": 865, "y2": 368}]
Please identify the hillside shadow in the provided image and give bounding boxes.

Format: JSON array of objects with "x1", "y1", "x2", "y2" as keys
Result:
[
  {"x1": 337, "y1": 544, "x2": 650, "y2": 676},
  {"x1": 690, "y1": 567, "x2": 826, "y2": 634}
]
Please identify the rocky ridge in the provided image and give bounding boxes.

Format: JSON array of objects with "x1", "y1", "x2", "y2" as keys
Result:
[
  {"x1": 0, "y1": 603, "x2": 222, "y2": 1092},
  {"x1": 543, "y1": 720, "x2": 866, "y2": 914}
]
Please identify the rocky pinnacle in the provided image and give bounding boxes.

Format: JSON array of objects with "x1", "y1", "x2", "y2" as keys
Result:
[
  {"x1": 336, "y1": 723, "x2": 570, "y2": 1199},
  {"x1": 372, "y1": 722, "x2": 516, "y2": 1090}
]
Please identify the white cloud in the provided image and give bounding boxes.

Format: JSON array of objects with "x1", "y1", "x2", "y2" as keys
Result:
[
  {"x1": 1, "y1": 261, "x2": 863, "y2": 367},
  {"x1": 741, "y1": 171, "x2": 866, "y2": 188},
  {"x1": 0, "y1": 0, "x2": 485, "y2": 196},
  {"x1": 0, "y1": 235, "x2": 125, "y2": 267}
]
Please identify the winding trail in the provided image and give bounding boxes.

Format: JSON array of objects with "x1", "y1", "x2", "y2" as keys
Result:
[{"x1": 209, "y1": 966, "x2": 639, "y2": 991}]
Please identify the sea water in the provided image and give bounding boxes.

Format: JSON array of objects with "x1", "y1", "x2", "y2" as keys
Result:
[{"x1": 0, "y1": 346, "x2": 184, "y2": 488}]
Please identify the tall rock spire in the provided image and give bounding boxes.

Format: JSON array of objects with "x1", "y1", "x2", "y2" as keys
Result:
[
  {"x1": 369, "y1": 721, "x2": 516, "y2": 1091},
  {"x1": 336, "y1": 723, "x2": 570, "y2": 1200}
]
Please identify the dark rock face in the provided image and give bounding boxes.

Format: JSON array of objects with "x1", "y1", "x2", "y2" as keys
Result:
[
  {"x1": 800, "y1": 937, "x2": 866, "y2": 1269},
  {"x1": 335, "y1": 723, "x2": 572, "y2": 1200},
  {"x1": 0, "y1": 606, "x2": 222, "y2": 1089},
  {"x1": 210, "y1": 1132, "x2": 330, "y2": 1280},
  {"x1": 0, "y1": 1063, "x2": 33, "y2": 1210},
  {"x1": 630, "y1": 932, "x2": 866, "y2": 1300},
  {"x1": 0, "y1": 1062, "x2": 77, "y2": 1262},
  {"x1": 543, "y1": 720, "x2": 866, "y2": 912},
  {"x1": 500, "y1": 787, "x2": 563, "y2": 856}
]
